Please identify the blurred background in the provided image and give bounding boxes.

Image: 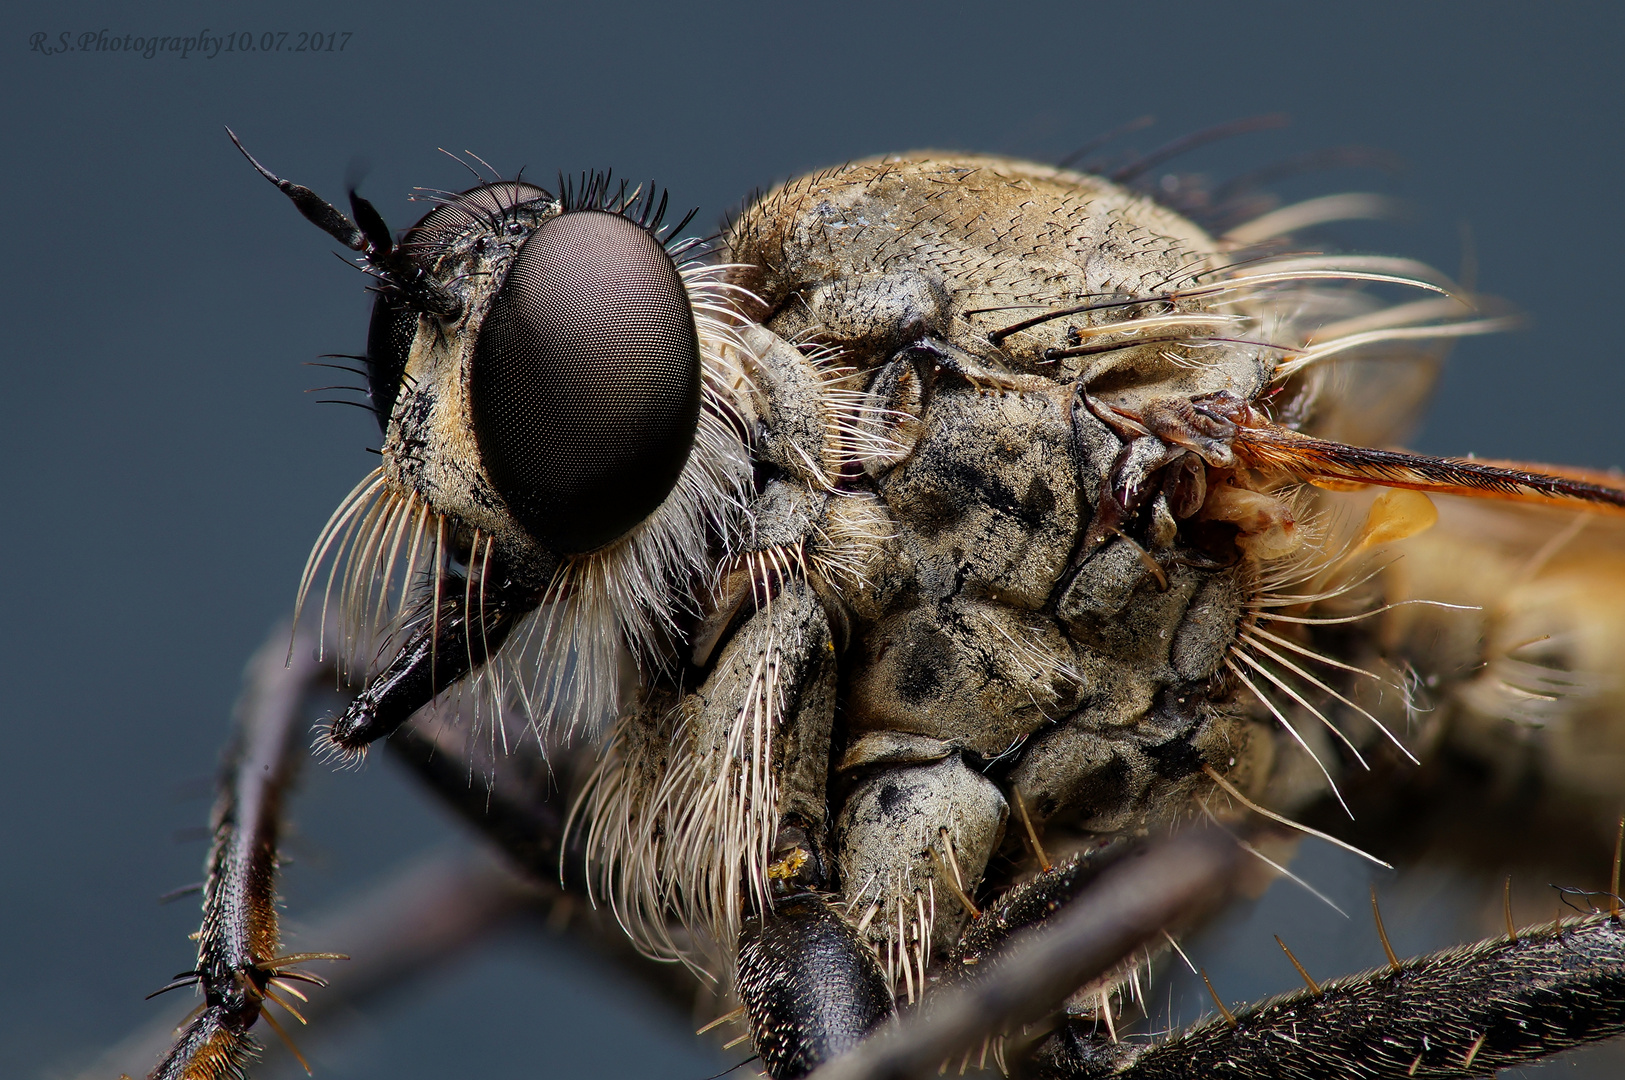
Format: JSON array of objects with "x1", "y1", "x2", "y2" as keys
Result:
[{"x1": 5, "y1": 1, "x2": 1624, "y2": 1076}]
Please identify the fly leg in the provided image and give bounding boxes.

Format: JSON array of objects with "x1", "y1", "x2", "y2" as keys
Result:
[
  {"x1": 737, "y1": 894, "x2": 894, "y2": 1080},
  {"x1": 137, "y1": 622, "x2": 685, "y2": 1080},
  {"x1": 931, "y1": 827, "x2": 1625, "y2": 1080},
  {"x1": 1027, "y1": 913, "x2": 1625, "y2": 1080},
  {"x1": 144, "y1": 628, "x2": 344, "y2": 1080},
  {"x1": 578, "y1": 562, "x2": 858, "y2": 1059},
  {"x1": 688, "y1": 573, "x2": 888, "y2": 1080},
  {"x1": 801, "y1": 827, "x2": 1242, "y2": 1080},
  {"x1": 691, "y1": 569, "x2": 891, "y2": 1080}
]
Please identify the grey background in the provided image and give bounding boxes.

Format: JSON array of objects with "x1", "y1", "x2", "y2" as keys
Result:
[{"x1": 5, "y1": 1, "x2": 1624, "y2": 1077}]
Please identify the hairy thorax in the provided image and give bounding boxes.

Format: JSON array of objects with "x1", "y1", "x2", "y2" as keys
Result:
[{"x1": 682, "y1": 156, "x2": 1287, "y2": 964}]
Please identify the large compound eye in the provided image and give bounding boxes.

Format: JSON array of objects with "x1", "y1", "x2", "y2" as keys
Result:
[
  {"x1": 470, "y1": 209, "x2": 701, "y2": 554},
  {"x1": 365, "y1": 292, "x2": 417, "y2": 430}
]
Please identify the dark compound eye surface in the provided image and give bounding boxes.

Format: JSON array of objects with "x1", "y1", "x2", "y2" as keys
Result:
[
  {"x1": 471, "y1": 209, "x2": 702, "y2": 554},
  {"x1": 364, "y1": 292, "x2": 417, "y2": 430}
]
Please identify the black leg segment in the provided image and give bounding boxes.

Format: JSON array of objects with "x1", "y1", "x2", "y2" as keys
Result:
[{"x1": 738, "y1": 894, "x2": 894, "y2": 1080}]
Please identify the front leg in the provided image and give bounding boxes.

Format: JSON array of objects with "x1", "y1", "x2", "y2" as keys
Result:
[
  {"x1": 580, "y1": 571, "x2": 907, "y2": 1080},
  {"x1": 145, "y1": 630, "x2": 345, "y2": 1080},
  {"x1": 575, "y1": 573, "x2": 846, "y2": 972},
  {"x1": 836, "y1": 754, "x2": 1011, "y2": 1001}
]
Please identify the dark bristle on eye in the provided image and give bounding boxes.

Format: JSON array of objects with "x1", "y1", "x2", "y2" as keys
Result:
[
  {"x1": 471, "y1": 209, "x2": 702, "y2": 554},
  {"x1": 365, "y1": 182, "x2": 553, "y2": 430},
  {"x1": 400, "y1": 181, "x2": 551, "y2": 257}
]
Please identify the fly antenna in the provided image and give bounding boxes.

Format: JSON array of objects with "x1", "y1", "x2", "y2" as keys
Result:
[
  {"x1": 227, "y1": 126, "x2": 368, "y2": 252},
  {"x1": 227, "y1": 127, "x2": 461, "y2": 318}
]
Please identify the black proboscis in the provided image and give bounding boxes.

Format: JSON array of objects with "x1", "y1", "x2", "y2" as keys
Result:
[{"x1": 327, "y1": 576, "x2": 538, "y2": 751}]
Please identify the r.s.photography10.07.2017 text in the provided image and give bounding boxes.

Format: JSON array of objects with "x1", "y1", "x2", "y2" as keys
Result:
[{"x1": 29, "y1": 29, "x2": 352, "y2": 60}]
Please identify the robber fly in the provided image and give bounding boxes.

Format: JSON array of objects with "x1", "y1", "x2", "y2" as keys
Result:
[{"x1": 140, "y1": 129, "x2": 1625, "y2": 1080}]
